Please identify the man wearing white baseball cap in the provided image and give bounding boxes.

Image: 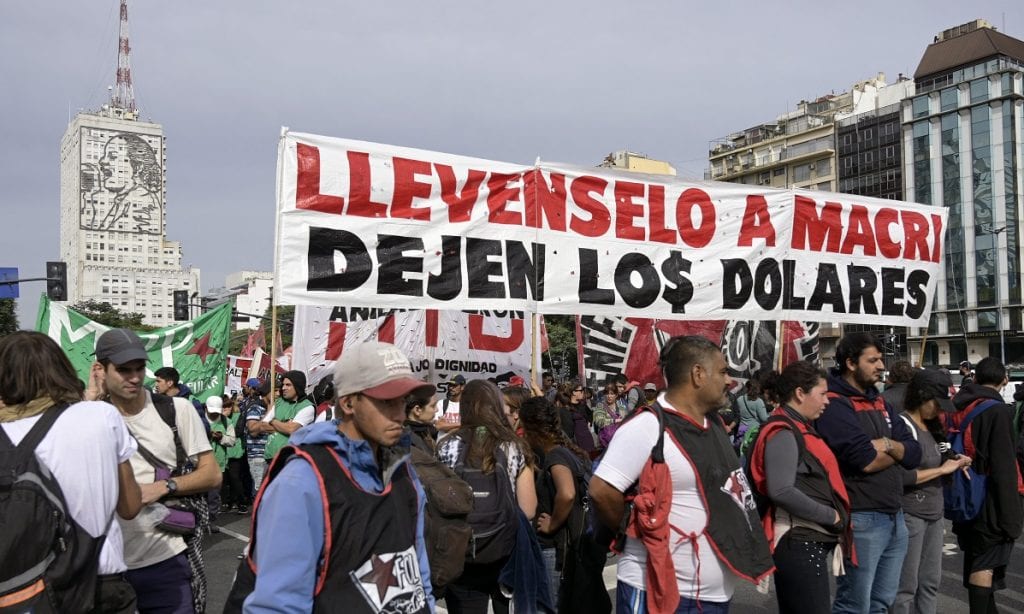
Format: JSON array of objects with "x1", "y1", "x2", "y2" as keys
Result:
[{"x1": 227, "y1": 341, "x2": 436, "y2": 613}]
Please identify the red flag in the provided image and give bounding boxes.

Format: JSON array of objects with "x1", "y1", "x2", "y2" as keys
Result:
[{"x1": 241, "y1": 325, "x2": 265, "y2": 358}]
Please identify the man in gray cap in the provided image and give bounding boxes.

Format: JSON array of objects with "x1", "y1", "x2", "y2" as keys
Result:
[
  {"x1": 86, "y1": 328, "x2": 221, "y2": 614},
  {"x1": 229, "y1": 341, "x2": 435, "y2": 613}
]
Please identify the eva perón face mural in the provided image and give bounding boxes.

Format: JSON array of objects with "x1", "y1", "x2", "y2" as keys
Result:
[{"x1": 79, "y1": 129, "x2": 163, "y2": 235}]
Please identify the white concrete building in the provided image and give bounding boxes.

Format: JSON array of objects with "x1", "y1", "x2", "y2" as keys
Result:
[
  {"x1": 59, "y1": 104, "x2": 200, "y2": 326},
  {"x1": 225, "y1": 271, "x2": 273, "y2": 330}
]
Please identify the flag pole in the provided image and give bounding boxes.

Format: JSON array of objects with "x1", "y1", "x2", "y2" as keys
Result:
[
  {"x1": 530, "y1": 313, "x2": 538, "y2": 388},
  {"x1": 270, "y1": 303, "x2": 278, "y2": 400}
]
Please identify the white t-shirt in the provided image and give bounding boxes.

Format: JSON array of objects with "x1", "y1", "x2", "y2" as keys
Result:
[
  {"x1": 118, "y1": 392, "x2": 212, "y2": 570},
  {"x1": 1, "y1": 401, "x2": 136, "y2": 575},
  {"x1": 435, "y1": 399, "x2": 460, "y2": 426},
  {"x1": 594, "y1": 394, "x2": 735, "y2": 602},
  {"x1": 291, "y1": 404, "x2": 322, "y2": 426}
]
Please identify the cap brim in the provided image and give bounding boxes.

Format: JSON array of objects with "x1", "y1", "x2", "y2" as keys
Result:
[
  {"x1": 936, "y1": 398, "x2": 957, "y2": 412},
  {"x1": 363, "y1": 377, "x2": 435, "y2": 401}
]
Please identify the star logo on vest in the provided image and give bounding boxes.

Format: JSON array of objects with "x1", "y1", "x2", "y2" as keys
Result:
[
  {"x1": 351, "y1": 546, "x2": 427, "y2": 613},
  {"x1": 720, "y1": 468, "x2": 756, "y2": 515}
]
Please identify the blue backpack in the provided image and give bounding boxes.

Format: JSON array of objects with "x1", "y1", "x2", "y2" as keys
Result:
[{"x1": 944, "y1": 399, "x2": 999, "y2": 523}]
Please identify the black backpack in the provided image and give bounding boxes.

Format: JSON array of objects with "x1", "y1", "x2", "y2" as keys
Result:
[
  {"x1": 452, "y1": 440, "x2": 519, "y2": 564},
  {"x1": 0, "y1": 405, "x2": 106, "y2": 614},
  {"x1": 408, "y1": 445, "x2": 474, "y2": 592}
]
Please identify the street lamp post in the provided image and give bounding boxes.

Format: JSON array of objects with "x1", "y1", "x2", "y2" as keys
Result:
[{"x1": 981, "y1": 224, "x2": 1007, "y2": 365}]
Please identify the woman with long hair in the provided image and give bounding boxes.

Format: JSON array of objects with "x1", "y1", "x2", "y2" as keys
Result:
[
  {"x1": 519, "y1": 396, "x2": 592, "y2": 607},
  {"x1": 436, "y1": 380, "x2": 537, "y2": 614},
  {"x1": 0, "y1": 331, "x2": 142, "y2": 613},
  {"x1": 501, "y1": 385, "x2": 531, "y2": 435},
  {"x1": 748, "y1": 361, "x2": 853, "y2": 614},
  {"x1": 893, "y1": 369, "x2": 970, "y2": 614},
  {"x1": 557, "y1": 382, "x2": 595, "y2": 454}
]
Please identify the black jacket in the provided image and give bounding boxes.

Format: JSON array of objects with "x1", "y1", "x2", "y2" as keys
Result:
[{"x1": 950, "y1": 383, "x2": 1024, "y2": 547}]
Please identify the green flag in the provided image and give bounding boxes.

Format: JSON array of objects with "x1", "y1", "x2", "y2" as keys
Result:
[{"x1": 36, "y1": 295, "x2": 233, "y2": 402}]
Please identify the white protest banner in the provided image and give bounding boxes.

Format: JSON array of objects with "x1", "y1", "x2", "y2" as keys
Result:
[
  {"x1": 275, "y1": 132, "x2": 947, "y2": 326},
  {"x1": 225, "y1": 355, "x2": 253, "y2": 396},
  {"x1": 291, "y1": 306, "x2": 533, "y2": 391}
]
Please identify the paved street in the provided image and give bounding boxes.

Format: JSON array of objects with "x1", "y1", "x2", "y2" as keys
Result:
[{"x1": 203, "y1": 512, "x2": 1024, "y2": 612}]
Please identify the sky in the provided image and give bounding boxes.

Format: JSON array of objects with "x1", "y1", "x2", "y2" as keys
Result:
[{"x1": 2, "y1": 1, "x2": 1022, "y2": 327}]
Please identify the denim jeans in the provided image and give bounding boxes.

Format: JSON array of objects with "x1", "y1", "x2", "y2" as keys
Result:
[
  {"x1": 833, "y1": 510, "x2": 909, "y2": 614},
  {"x1": 540, "y1": 547, "x2": 560, "y2": 607},
  {"x1": 616, "y1": 582, "x2": 730, "y2": 614}
]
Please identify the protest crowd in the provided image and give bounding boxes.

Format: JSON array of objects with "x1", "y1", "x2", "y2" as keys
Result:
[{"x1": 3, "y1": 325, "x2": 1024, "y2": 614}]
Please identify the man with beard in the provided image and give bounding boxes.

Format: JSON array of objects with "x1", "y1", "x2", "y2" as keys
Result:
[
  {"x1": 590, "y1": 335, "x2": 772, "y2": 613},
  {"x1": 815, "y1": 332, "x2": 922, "y2": 614}
]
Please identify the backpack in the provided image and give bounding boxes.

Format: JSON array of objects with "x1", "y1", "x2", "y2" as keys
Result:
[
  {"x1": 452, "y1": 440, "x2": 519, "y2": 564},
  {"x1": 408, "y1": 445, "x2": 474, "y2": 592},
  {"x1": 742, "y1": 414, "x2": 805, "y2": 519},
  {"x1": 0, "y1": 404, "x2": 105, "y2": 614},
  {"x1": 944, "y1": 399, "x2": 999, "y2": 523}
]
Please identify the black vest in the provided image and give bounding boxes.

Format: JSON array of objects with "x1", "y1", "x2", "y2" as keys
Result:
[
  {"x1": 658, "y1": 407, "x2": 774, "y2": 583},
  {"x1": 226, "y1": 444, "x2": 430, "y2": 613}
]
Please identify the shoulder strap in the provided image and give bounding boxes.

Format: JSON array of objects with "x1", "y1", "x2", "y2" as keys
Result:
[
  {"x1": 152, "y1": 393, "x2": 189, "y2": 470},
  {"x1": 761, "y1": 414, "x2": 806, "y2": 457},
  {"x1": 647, "y1": 402, "x2": 666, "y2": 464},
  {"x1": 963, "y1": 399, "x2": 1000, "y2": 428},
  {"x1": 899, "y1": 414, "x2": 919, "y2": 441},
  {"x1": 0, "y1": 404, "x2": 70, "y2": 459}
]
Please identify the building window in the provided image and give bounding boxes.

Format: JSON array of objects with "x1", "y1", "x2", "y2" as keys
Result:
[
  {"x1": 773, "y1": 167, "x2": 785, "y2": 176},
  {"x1": 883, "y1": 145, "x2": 895, "y2": 160},
  {"x1": 793, "y1": 164, "x2": 812, "y2": 183},
  {"x1": 913, "y1": 95, "x2": 929, "y2": 119},
  {"x1": 816, "y1": 158, "x2": 831, "y2": 177},
  {"x1": 970, "y1": 78, "x2": 988, "y2": 103},
  {"x1": 842, "y1": 134, "x2": 852, "y2": 146},
  {"x1": 861, "y1": 128, "x2": 873, "y2": 142},
  {"x1": 940, "y1": 87, "x2": 958, "y2": 112}
]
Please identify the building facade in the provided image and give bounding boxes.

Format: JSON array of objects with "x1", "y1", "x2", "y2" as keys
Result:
[
  {"x1": 905, "y1": 20, "x2": 1024, "y2": 367},
  {"x1": 598, "y1": 150, "x2": 677, "y2": 176},
  {"x1": 203, "y1": 271, "x2": 273, "y2": 330},
  {"x1": 706, "y1": 87, "x2": 858, "y2": 191},
  {"x1": 59, "y1": 104, "x2": 200, "y2": 326}
]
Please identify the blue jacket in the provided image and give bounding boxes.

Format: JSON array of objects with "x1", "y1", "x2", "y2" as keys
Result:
[{"x1": 244, "y1": 422, "x2": 434, "y2": 613}]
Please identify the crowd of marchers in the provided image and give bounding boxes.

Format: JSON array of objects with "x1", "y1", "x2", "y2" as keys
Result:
[{"x1": 1, "y1": 329, "x2": 1022, "y2": 614}]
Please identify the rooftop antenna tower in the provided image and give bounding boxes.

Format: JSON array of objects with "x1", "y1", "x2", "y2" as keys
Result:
[{"x1": 112, "y1": 0, "x2": 136, "y2": 113}]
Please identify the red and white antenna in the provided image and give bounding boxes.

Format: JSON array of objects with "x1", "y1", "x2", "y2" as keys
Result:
[{"x1": 112, "y1": 0, "x2": 136, "y2": 112}]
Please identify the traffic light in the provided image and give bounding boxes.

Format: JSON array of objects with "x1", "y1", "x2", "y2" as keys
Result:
[
  {"x1": 173, "y1": 290, "x2": 189, "y2": 321},
  {"x1": 46, "y1": 261, "x2": 67, "y2": 301}
]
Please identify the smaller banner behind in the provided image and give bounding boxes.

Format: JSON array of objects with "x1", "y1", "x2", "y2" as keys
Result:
[
  {"x1": 577, "y1": 316, "x2": 819, "y2": 393},
  {"x1": 36, "y1": 296, "x2": 233, "y2": 402},
  {"x1": 292, "y1": 306, "x2": 534, "y2": 393}
]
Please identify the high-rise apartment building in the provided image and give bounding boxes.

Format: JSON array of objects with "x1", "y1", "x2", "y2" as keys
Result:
[
  {"x1": 905, "y1": 20, "x2": 1024, "y2": 366},
  {"x1": 706, "y1": 86, "x2": 859, "y2": 190},
  {"x1": 58, "y1": 1, "x2": 199, "y2": 326}
]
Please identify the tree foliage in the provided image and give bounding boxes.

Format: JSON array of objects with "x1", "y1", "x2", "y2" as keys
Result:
[
  {"x1": 542, "y1": 315, "x2": 579, "y2": 381},
  {"x1": 0, "y1": 299, "x2": 19, "y2": 337},
  {"x1": 70, "y1": 300, "x2": 157, "y2": 332}
]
